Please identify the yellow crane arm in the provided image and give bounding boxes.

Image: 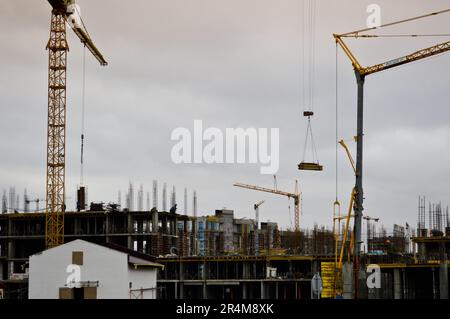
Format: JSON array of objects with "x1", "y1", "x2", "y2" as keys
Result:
[
  {"x1": 335, "y1": 34, "x2": 450, "y2": 77},
  {"x1": 333, "y1": 34, "x2": 363, "y2": 72},
  {"x1": 361, "y1": 40, "x2": 450, "y2": 76},
  {"x1": 335, "y1": 9, "x2": 450, "y2": 76},
  {"x1": 338, "y1": 188, "x2": 356, "y2": 269},
  {"x1": 338, "y1": 140, "x2": 356, "y2": 174}
]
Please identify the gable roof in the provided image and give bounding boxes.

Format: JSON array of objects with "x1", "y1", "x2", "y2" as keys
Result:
[
  {"x1": 99, "y1": 241, "x2": 157, "y2": 262},
  {"x1": 31, "y1": 239, "x2": 158, "y2": 265},
  {"x1": 128, "y1": 256, "x2": 164, "y2": 269}
]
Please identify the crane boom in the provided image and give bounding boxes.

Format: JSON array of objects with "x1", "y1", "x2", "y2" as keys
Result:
[
  {"x1": 234, "y1": 183, "x2": 298, "y2": 199},
  {"x1": 338, "y1": 140, "x2": 356, "y2": 174},
  {"x1": 70, "y1": 26, "x2": 108, "y2": 66},
  {"x1": 234, "y1": 182, "x2": 301, "y2": 231},
  {"x1": 361, "y1": 40, "x2": 450, "y2": 76},
  {"x1": 334, "y1": 35, "x2": 450, "y2": 76},
  {"x1": 48, "y1": 0, "x2": 108, "y2": 66}
]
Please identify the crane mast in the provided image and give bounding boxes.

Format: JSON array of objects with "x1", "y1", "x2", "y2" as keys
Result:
[
  {"x1": 45, "y1": 10, "x2": 68, "y2": 248},
  {"x1": 45, "y1": 1, "x2": 107, "y2": 248}
]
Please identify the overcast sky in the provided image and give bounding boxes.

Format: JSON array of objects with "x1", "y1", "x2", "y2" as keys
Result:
[{"x1": 1, "y1": 0, "x2": 449, "y2": 234}]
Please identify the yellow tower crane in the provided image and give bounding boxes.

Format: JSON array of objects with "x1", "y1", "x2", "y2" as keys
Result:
[
  {"x1": 333, "y1": 8, "x2": 450, "y2": 269},
  {"x1": 45, "y1": 0, "x2": 107, "y2": 248},
  {"x1": 234, "y1": 181, "x2": 301, "y2": 231}
]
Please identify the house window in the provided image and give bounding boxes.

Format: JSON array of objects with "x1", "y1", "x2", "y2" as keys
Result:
[
  {"x1": 72, "y1": 251, "x2": 83, "y2": 265},
  {"x1": 59, "y1": 287, "x2": 97, "y2": 299}
]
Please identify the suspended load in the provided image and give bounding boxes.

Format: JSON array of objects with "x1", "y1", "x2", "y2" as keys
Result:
[{"x1": 298, "y1": 111, "x2": 323, "y2": 171}]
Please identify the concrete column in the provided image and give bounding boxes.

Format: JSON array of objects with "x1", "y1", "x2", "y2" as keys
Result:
[
  {"x1": 179, "y1": 262, "x2": 184, "y2": 281},
  {"x1": 418, "y1": 243, "x2": 426, "y2": 261},
  {"x1": 105, "y1": 214, "x2": 110, "y2": 243},
  {"x1": 440, "y1": 261, "x2": 448, "y2": 299},
  {"x1": 275, "y1": 282, "x2": 279, "y2": 299},
  {"x1": 127, "y1": 213, "x2": 133, "y2": 249},
  {"x1": 74, "y1": 218, "x2": 79, "y2": 235},
  {"x1": 432, "y1": 268, "x2": 437, "y2": 299},
  {"x1": 342, "y1": 262, "x2": 354, "y2": 299},
  {"x1": 7, "y1": 240, "x2": 13, "y2": 278},
  {"x1": 152, "y1": 210, "x2": 158, "y2": 233},
  {"x1": 260, "y1": 281, "x2": 265, "y2": 299},
  {"x1": 172, "y1": 219, "x2": 176, "y2": 235},
  {"x1": 402, "y1": 269, "x2": 408, "y2": 299},
  {"x1": 358, "y1": 268, "x2": 368, "y2": 299},
  {"x1": 243, "y1": 262, "x2": 249, "y2": 279},
  {"x1": 162, "y1": 217, "x2": 168, "y2": 234},
  {"x1": 242, "y1": 283, "x2": 247, "y2": 299},
  {"x1": 7, "y1": 219, "x2": 14, "y2": 279},
  {"x1": 393, "y1": 269, "x2": 402, "y2": 299},
  {"x1": 311, "y1": 260, "x2": 319, "y2": 275},
  {"x1": 174, "y1": 281, "x2": 178, "y2": 299},
  {"x1": 203, "y1": 282, "x2": 207, "y2": 299},
  {"x1": 179, "y1": 283, "x2": 184, "y2": 299}
]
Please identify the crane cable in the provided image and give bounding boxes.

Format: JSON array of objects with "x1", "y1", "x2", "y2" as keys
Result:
[
  {"x1": 301, "y1": 0, "x2": 316, "y2": 112},
  {"x1": 300, "y1": 0, "x2": 320, "y2": 164},
  {"x1": 301, "y1": 0, "x2": 305, "y2": 111},
  {"x1": 302, "y1": 116, "x2": 319, "y2": 163},
  {"x1": 74, "y1": 4, "x2": 92, "y2": 40},
  {"x1": 309, "y1": 0, "x2": 316, "y2": 112},
  {"x1": 342, "y1": 33, "x2": 450, "y2": 38},
  {"x1": 335, "y1": 43, "x2": 339, "y2": 203},
  {"x1": 80, "y1": 45, "x2": 86, "y2": 186},
  {"x1": 339, "y1": 8, "x2": 450, "y2": 37}
]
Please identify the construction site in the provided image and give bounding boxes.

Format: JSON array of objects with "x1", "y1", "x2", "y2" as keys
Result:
[
  {"x1": 1, "y1": 0, "x2": 450, "y2": 300},
  {"x1": 1, "y1": 190, "x2": 449, "y2": 299}
]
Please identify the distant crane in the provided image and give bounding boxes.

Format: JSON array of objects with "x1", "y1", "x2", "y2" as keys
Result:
[
  {"x1": 253, "y1": 200, "x2": 265, "y2": 256},
  {"x1": 234, "y1": 181, "x2": 301, "y2": 231},
  {"x1": 44, "y1": 0, "x2": 107, "y2": 248}
]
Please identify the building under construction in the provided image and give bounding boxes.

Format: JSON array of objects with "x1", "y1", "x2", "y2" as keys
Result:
[{"x1": 0, "y1": 199, "x2": 449, "y2": 299}]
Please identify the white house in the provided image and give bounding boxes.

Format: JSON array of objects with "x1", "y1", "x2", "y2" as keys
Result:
[{"x1": 28, "y1": 239, "x2": 163, "y2": 299}]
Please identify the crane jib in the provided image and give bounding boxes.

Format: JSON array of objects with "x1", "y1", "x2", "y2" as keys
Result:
[
  {"x1": 385, "y1": 57, "x2": 407, "y2": 67},
  {"x1": 47, "y1": 0, "x2": 108, "y2": 66}
]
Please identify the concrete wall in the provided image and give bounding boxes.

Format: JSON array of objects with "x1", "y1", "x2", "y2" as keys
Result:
[{"x1": 29, "y1": 239, "x2": 157, "y2": 299}]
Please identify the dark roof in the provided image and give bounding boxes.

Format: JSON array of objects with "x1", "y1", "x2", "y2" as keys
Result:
[{"x1": 98, "y1": 242, "x2": 157, "y2": 262}]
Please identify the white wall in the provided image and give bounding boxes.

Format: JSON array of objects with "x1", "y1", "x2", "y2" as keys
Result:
[
  {"x1": 29, "y1": 239, "x2": 157, "y2": 299},
  {"x1": 127, "y1": 268, "x2": 158, "y2": 299}
]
